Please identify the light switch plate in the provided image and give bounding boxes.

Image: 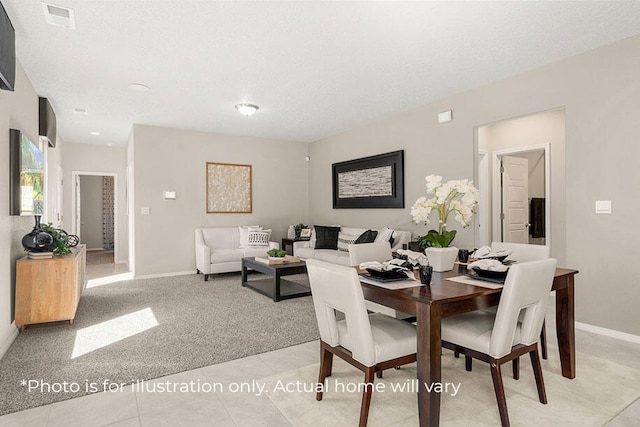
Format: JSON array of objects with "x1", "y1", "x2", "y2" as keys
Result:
[
  {"x1": 141, "y1": 207, "x2": 150, "y2": 215},
  {"x1": 164, "y1": 191, "x2": 176, "y2": 200},
  {"x1": 595, "y1": 200, "x2": 612, "y2": 214}
]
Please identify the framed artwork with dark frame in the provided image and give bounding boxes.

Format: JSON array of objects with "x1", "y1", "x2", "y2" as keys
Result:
[
  {"x1": 206, "y1": 162, "x2": 252, "y2": 213},
  {"x1": 332, "y1": 150, "x2": 404, "y2": 209}
]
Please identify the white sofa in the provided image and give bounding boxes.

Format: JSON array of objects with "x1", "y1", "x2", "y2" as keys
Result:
[
  {"x1": 195, "y1": 227, "x2": 279, "y2": 281},
  {"x1": 293, "y1": 226, "x2": 411, "y2": 266}
]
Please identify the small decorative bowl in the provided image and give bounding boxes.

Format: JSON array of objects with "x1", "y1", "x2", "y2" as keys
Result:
[{"x1": 471, "y1": 267, "x2": 508, "y2": 279}]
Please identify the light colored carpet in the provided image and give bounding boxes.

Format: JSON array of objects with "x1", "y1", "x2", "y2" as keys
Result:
[
  {"x1": 264, "y1": 346, "x2": 640, "y2": 426},
  {"x1": 0, "y1": 272, "x2": 318, "y2": 416},
  {"x1": 85, "y1": 250, "x2": 115, "y2": 265}
]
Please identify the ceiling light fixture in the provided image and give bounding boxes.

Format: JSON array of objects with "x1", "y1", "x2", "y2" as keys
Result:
[
  {"x1": 235, "y1": 103, "x2": 259, "y2": 116},
  {"x1": 127, "y1": 83, "x2": 150, "y2": 92},
  {"x1": 90, "y1": 131, "x2": 100, "y2": 136}
]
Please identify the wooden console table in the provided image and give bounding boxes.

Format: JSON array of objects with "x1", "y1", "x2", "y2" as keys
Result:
[{"x1": 15, "y1": 245, "x2": 86, "y2": 330}]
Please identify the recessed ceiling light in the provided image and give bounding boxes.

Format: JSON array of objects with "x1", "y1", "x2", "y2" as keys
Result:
[
  {"x1": 90, "y1": 131, "x2": 100, "y2": 136},
  {"x1": 73, "y1": 107, "x2": 87, "y2": 115},
  {"x1": 128, "y1": 83, "x2": 150, "y2": 92},
  {"x1": 235, "y1": 103, "x2": 259, "y2": 116}
]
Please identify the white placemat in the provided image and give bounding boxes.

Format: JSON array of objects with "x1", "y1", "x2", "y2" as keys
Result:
[
  {"x1": 359, "y1": 276, "x2": 423, "y2": 290},
  {"x1": 445, "y1": 275, "x2": 504, "y2": 289}
]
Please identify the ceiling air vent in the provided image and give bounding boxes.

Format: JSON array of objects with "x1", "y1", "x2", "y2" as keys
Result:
[{"x1": 42, "y1": 2, "x2": 76, "y2": 29}]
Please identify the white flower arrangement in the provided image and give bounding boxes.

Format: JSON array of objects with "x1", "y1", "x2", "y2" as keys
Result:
[{"x1": 410, "y1": 174, "x2": 479, "y2": 248}]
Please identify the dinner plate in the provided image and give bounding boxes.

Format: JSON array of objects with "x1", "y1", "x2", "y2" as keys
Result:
[
  {"x1": 365, "y1": 269, "x2": 408, "y2": 280},
  {"x1": 471, "y1": 267, "x2": 508, "y2": 279}
]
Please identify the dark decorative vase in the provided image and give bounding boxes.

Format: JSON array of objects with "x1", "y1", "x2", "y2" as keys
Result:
[{"x1": 22, "y1": 215, "x2": 53, "y2": 252}]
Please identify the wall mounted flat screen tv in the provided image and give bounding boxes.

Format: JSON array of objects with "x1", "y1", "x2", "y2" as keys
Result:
[
  {"x1": 0, "y1": 2, "x2": 16, "y2": 91},
  {"x1": 9, "y1": 129, "x2": 45, "y2": 216}
]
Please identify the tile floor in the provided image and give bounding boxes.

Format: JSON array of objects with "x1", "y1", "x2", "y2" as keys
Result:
[
  {"x1": 3, "y1": 258, "x2": 640, "y2": 426},
  {"x1": 1, "y1": 323, "x2": 638, "y2": 426}
]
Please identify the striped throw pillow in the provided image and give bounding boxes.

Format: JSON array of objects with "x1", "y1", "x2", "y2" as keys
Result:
[
  {"x1": 337, "y1": 232, "x2": 358, "y2": 252},
  {"x1": 247, "y1": 229, "x2": 271, "y2": 247}
]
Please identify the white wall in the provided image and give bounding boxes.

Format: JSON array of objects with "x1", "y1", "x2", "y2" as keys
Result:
[
  {"x1": 79, "y1": 175, "x2": 104, "y2": 249},
  {"x1": 309, "y1": 35, "x2": 640, "y2": 335},
  {"x1": 0, "y1": 62, "x2": 63, "y2": 356},
  {"x1": 130, "y1": 125, "x2": 309, "y2": 277},
  {"x1": 62, "y1": 143, "x2": 128, "y2": 264}
]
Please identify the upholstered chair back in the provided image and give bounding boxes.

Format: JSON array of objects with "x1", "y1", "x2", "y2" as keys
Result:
[
  {"x1": 306, "y1": 259, "x2": 377, "y2": 366},
  {"x1": 348, "y1": 241, "x2": 392, "y2": 266},
  {"x1": 490, "y1": 258, "x2": 557, "y2": 358},
  {"x1": 491, "y1": 241, "x2": 550, "y2": 262}
]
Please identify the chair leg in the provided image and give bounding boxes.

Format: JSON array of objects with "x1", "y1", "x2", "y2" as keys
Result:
[
  {"x1": 529, "y1": 349, "x2": 548, "y2": 404},
  {"x1": 359, "y1": 367, "x2": 376, "y2": 427},
  {"x1": 490, "y1": 362, "x2": 510, "y2": 427},
  {"x1": 465, "y1": 355, "x2": 472, "y2": 372},
  {"x1": 316, "y1": 345, "x2": 333, "y2": 401},
  {"x1": 512, "y1": 357, "x2": 519, "y2": 380},
  {"x1": 540, "y1": 321, "x2": 548, "y2": 360}
]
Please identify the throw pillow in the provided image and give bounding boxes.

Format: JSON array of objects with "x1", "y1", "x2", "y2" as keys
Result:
[
  {"x1": 314, "y1": 226, "x2": 340, "y2": 250},
  {"x1": 239, "y1": 226, "x2": 262, "y2": 248},
  {"x1": 354, "y1": 229, "x2": 378, "y2": 244},
  {"x1": 247, "y1": 229, "x2": 271, "y2": 247},
  {"x1": 375, "y1": 228, "x2": 395, "y2": 247},
  {"x1": 337, "y1": 232, "x2": 358, "y2": 252}
]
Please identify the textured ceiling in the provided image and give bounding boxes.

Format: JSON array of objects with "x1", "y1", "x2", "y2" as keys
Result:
[{"x1": 4, "y1": 1, "x2": 640, "y2": 147}]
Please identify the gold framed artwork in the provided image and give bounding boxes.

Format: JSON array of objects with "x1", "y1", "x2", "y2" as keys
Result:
[{"x1": 206, "y1": 162, "x2": 252, "y2": 213}]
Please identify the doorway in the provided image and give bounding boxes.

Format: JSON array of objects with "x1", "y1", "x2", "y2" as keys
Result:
[
  {"x1": 71, "y1": 171, "x2": 124, "y2": 280},
  {"x1": 474, "y1": 108, "x2": 565, "y2": 250}
]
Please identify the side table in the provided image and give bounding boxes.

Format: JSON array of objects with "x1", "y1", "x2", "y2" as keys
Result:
[{"x1": 281, "y1": 238, "x2": 309, "y2": 255}]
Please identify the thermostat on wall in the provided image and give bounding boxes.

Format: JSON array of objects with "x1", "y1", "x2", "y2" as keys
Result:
[{"x1": 164, "y1": 191, "x2": 176, "y2": 200}]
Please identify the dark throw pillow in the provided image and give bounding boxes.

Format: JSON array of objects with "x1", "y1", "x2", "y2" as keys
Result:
[
  {"x1": 313, "y1": 225, "x2": 340, "y2": 250},
  {"x1": 354, "y1": 229, "x2": 378, "y2": 244}
]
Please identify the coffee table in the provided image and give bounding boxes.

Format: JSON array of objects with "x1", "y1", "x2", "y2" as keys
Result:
[{"x1": 241, "y1": 257, "x2": 310, "y2": 302}]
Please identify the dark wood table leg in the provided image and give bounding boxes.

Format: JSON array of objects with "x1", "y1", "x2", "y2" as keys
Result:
[
  {"x1": 555, "y1": 274, "x2": 576, "y2": 379},
  {"x1": 241, "y1": 260, "x2": 248, "y2": 286},
  {"x1": 416, "y1": 302, "x2": 442, "y2": 427},
  {"x1": 274, "y1": 271, "x2": 281, "y2": 302}
]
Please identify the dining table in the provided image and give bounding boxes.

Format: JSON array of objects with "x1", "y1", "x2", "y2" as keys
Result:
[{"x1": 359, "y1": 263, "x2": 579, "y2": 427}]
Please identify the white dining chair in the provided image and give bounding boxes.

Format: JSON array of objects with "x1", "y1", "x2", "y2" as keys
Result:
[
  {"x1": 306, "y1": 259, "x2": 417, "y2": 427},
  {"x1": 492, "y1": 241, "x2": 552, "y2": 361},
  {"x1": 348, "y1": 242, "x2": 413, "y2": 320},
  {"x1": 442, "y1": 258, "x2": 557, "y2": 427}
]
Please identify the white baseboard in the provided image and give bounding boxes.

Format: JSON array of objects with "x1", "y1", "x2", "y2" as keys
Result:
[
  {"x1": 135, "y1": 270, "x2": 196, "y2": 280},
  {"x1": 0, "y1": 323, "x2": 19, "y2": 359},
  {"x1": 575, "y1": 321, "x2": 640, "y2": 345}
]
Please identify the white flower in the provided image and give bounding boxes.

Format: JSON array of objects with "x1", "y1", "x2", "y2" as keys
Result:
[
  {"x1": 411, "y1": 174, "x2": 479, "y2": 234},
  {"x1": 425, "y1": 175, "x2": 442, "y2": 193}
]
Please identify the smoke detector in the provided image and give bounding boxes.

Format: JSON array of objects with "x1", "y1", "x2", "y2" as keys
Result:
[{"x1": 42, "y1": 3, "x2": 76, "y2": 29}]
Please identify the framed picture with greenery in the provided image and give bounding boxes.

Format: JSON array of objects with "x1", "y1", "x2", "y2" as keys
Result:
[
  {"x1": 332, "y1": 150, "x2": 404, "y2": 209},
  {"x1": 206, "y1": 162, "x2": 252, "y2": 213},
  {"x1": 9, "y1": 129, "x2": 45, "y2": 216}
]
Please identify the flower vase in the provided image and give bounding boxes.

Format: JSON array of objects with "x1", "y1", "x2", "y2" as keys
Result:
[
  {"x1": 22, "y1": 215, "x2": 53, "y2": 252},
  {"x1": 425, "y1": 246, "x2": 458, "y2": 272},
  {"x1": 287, "y1": 225, "x2": 296, "y2": 239}
]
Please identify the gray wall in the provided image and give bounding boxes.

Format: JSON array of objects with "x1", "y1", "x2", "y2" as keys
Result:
[
  {"x1": 0, "y1": 62, "x2": 64, "y2": 356},
  {"x1": 79, "y1": 175, "x2": 104, "y2": 249},
  {"x1": 62, "y1": 143, "x2": 128, "y2": 264},
  {"x1": 130, "y1": 125, "x2": 309, "y2": 277},
  {"x1": 309, "y1": 35, "x2": 640, "y2": 335}
]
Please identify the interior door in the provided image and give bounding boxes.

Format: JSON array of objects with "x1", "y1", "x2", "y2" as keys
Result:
[
  {"x1": 501, "y1": 155, "x2": 529, "y2": 243},
  {"x1": 74, "y1": 174, "x2": 81, "y2": 238},
  {"x1": 55, "y1": 165, "x2": 63, "y2": 227}
]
